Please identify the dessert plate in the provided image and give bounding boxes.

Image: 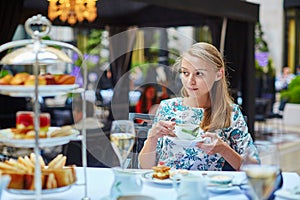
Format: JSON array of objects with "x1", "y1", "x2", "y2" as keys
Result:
[
  {"x1": 207, "y1": 185, "x2": 240, "y2": 194},
  {"x1": 141, "y1": 171, "x2": 191, "y2": 185},
  {"x1": 0, "y1": 127, "x2": 80, "y2": 148},
  {"x1": 206, "y1": 174, "x2": 248, "y2": 194},
  {"x1": 141, "y1": 171, "x2": 174, "y2": 185}
]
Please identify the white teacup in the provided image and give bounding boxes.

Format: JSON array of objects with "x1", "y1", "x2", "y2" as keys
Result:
[
  {"x1": 173, "y1": 175, "x2": 209, "y2": 200},
  {"x1": 174, "y1": 124, "x2": 201, "y2": 140}
]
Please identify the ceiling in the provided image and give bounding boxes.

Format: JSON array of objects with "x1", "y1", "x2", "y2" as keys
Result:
[{"x1": 21, "y1": 0, "x2": 259, "y2": 29}]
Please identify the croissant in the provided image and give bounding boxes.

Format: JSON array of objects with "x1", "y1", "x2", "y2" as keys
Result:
[
  {"x1": 10, "y1": 72, "x2": 30, "y2": 85},
  {"x1": 0, "y1": 74, "x2": 13, "y2": 85},
  {"x1": 54, "y1": 74, "x2": 76, "y2": 85}
]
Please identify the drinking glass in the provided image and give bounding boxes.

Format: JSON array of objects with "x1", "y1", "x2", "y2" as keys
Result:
[
  {"x1": 241, "y1": 141, "x2": 280, "y2": 200},
  {"x1": 110, "y1": 120, "x2": 136, "y2": 169}
]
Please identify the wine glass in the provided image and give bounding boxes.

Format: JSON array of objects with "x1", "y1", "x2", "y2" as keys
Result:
[
  {"x1": 241, "y1": 141, "x2": 280, "y2": 200},
  {"x1": 110, "y1": 120, "x2": 136, "y2": 169}
]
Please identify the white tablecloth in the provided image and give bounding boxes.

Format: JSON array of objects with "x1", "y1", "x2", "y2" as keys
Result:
[{"x1": 2, "y1": 167, "x2": 300, "y2": 200}]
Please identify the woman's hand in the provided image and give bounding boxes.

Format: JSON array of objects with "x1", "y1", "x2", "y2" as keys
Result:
[
  {"x1": 195, "y1": 132, "x2": 226, "y2": 155},
  {"x1": 196, "y1": 132, "x2": 244, "y2": 170},
  {"x1": 139, "y1": 121, "x2": 176, "y2": 169},
  {"x1": 148, "y1": 121, "x2": 176, "y2": 140}
]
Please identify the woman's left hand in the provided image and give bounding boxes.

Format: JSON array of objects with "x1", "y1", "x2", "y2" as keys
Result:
[{"x1": 195, "y1": 132, "x2": 226, "y2": 155}]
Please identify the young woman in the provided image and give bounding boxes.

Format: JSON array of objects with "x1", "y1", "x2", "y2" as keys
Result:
[
  {"x1": 139, "y1": 42, "x2": 259, "y2": 171},
  {"x1": 135, "y1": 85, "x2": 158, "y2": 115}
]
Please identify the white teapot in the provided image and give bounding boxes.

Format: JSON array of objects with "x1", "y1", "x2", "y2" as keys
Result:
[{"x1": 110, "y1": 168, "x2": 143, "y2": 199}]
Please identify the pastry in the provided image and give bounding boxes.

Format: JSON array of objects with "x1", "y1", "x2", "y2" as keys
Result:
[
  {"x1": 29, "y1": 152, "x2": 46, "y2": 169},
  {"x1": 40, "y1": 73, "x2": 56, "y2": 85},
  {"x1": 47, "y1": 154, "x2": 66, "y2": 169},
  {"x1": 50, "y1": 125, "x2": 73, "y2": 137},
  {"x1": 0, "y1": 74, "x2": 13, "y2": 85},
  {"x1": 15, "y1": 111, "x2": 50, "y2": 138},
  {"x1": 44, "y1": 166, "x2": 76, "y2": 187},
  {"x1": 152, "y1": 162, "x2": 170, "y2": 180},
  {"x1": 9, "y1": 72, "x2": 30, "y2": 85},
  {"x1": 54, "y1": 74, "x2": 76, "y2": 85},
  {"x1": 4, "y1": 172, "x2": 25, "y2": 189},
  {"x1": 0, "y1": 154, "x2": 76, "y2": 190},
  {"x1": 44, "y1": 173, "x2": 57, "y2": 189},
  {"x1": 24, "y1": 75, "x2": 47, "y2": 85}
]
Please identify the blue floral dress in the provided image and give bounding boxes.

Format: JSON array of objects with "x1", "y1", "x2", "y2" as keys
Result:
[{"x1": 153, "y1": 97, "x2": 258, "y2": 171}]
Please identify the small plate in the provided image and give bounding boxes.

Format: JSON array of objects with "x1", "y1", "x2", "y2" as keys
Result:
[
  {"x1": 141, "y1": 170, "x2": 192, "y2": 185},
  {"x1": 6, "y1": 184, "x2": 73, "y2": 195},
  {"x1": 207, "y1": 174, "x2": 234, "y2": 185},
  {"x1": 142, "y1": 171, "x2": 190, "y2": 185},
  {"x1": 142, "y1": 171, "x2": 174, "y2": 185},
  {"x1": 207, "y1": 185, "x2": 239, "y2": 194}
]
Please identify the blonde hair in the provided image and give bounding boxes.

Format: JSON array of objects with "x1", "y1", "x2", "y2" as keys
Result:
[{"x1": 175, "y1": 42, "x2": 233, "y2": 131}]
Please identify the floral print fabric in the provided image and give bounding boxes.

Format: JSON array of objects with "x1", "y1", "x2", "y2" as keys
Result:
[{"x1": 153, "y1": 97, "x2": 258, "y2": 171}]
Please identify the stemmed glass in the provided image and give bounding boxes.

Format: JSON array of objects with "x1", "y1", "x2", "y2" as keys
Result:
[
  {"x1": 241, "y1": 141, "x2": 280, "y2": 200},
  {"x1": 110, "y1": 120, "x2": 136, "y2": 169}
]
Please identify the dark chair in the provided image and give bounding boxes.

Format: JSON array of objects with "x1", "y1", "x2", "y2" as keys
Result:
[
  {"x1": 267, "y1": 99, "x2": 288, "y2": 134},
  {"x1": 128, "y1": 113, "x2": 155, "y2": 168},
  {"x1": 62, "y1": 129, "x2": 119, "y2": 168},
  {"x1": 254, "y1": 98, "x2": 270, "y2": 135}
]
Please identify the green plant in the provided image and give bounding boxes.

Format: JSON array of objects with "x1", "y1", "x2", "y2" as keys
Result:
[
  {"x1": 280, "y1": 76, "x2": 300, "y2": 104},
  {"x1": 75, "y1": 29, "x2": 108, "y2": 71},
  {"x1": 254, "y1": 22, "x2": 275, "y2": 78},
  {"x1": 0, "y1": 70, "x2": 10, "y2": 78}
]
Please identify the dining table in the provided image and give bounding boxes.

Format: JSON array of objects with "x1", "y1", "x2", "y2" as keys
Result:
[{"x1": 2, "y1": 167, "x2": 300, "y2": 200}]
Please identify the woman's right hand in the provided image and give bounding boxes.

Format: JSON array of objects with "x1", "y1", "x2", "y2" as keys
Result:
[
  {"x1": 139, "y1": 121, "x2": 176, "y2": 169},
  {"x1": 148, "y1": 121, "x2": 176, "y2": 140}
]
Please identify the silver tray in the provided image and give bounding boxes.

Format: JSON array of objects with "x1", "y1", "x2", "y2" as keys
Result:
[{"x1": 0, "y1": 127, "x2": 80, "y2": 148}]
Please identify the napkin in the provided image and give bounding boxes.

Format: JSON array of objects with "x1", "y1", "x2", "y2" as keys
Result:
[{"x1": 275, "y1": 187, "x2": 300, "y2": 200}]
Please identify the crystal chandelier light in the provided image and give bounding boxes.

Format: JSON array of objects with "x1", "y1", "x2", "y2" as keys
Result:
[{"x1": 48, "y1": 0, "x2": 97, "y2": 25}]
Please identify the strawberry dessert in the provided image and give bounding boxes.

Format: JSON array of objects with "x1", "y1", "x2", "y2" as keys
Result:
[{"x1": 16, "y1": 111, "x2": 50, "y2": 133}]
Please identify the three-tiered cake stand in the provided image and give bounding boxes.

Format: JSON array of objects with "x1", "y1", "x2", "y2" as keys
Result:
[{"x1": 0, "y1": 14, "x2": 90, "y2": 200}]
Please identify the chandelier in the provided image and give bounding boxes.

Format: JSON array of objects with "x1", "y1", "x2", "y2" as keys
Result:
[{"x1": 48, "y1": 0, "x2": 97, "y2": 25}]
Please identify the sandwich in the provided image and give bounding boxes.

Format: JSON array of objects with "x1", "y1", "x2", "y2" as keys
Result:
[
  {"x1": 0, "y1": 153, "x2": 76, "y2": 190},
  {"x1": 152, "y1": 162, "x2": 170, "y2": 180}
]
